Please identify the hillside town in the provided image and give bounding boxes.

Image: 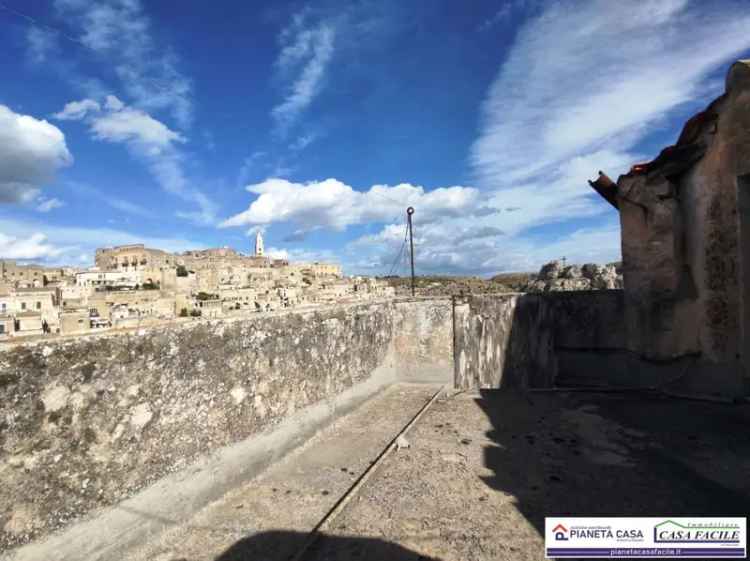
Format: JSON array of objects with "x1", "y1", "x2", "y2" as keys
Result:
[{"x1": 0, "y1": 232, "x2": 394, "y2": 340}]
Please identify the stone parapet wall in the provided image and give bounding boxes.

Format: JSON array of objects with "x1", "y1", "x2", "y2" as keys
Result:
[
  {"x1": 392, "y1": 299, "x2": 453, "y2": 382},
  {"x1": 4, "y1": 288, "x2": 744, "y2": 556},
  {"x1": 542, "y1": 290, "x2": 626, "y2": 350},
  {"x1": 453, "y1": 293, "x2": 557, "y2": 390},
  {"x1": 453, "y1": 291, "x2": 625, "y2": 390},
  {"x1": 0, "y1": 299, "x2": 453, "y2": 553},
  {"x1": 452, "y1": 290, "x2": 746, "y2": 397}
]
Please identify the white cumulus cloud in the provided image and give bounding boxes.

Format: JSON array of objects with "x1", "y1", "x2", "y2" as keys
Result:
[
  {"x1": 0, "y1": 105, "x2": 73, "y2": 203},
  {"x1": 220, "y1": 177, "x2": 485, "y2": 231},
  {"x1": 0, "y1": 232, "x2": 66, "y2": 261},
  {"x1": 0, "y1": 217, "x2": 204, "y2": 265}
]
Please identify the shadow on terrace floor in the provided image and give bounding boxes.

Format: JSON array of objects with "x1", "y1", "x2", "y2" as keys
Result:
[
  {"x1": 211, "y1": 389, "x2": 750, "y2": 561},
  {"x1": 475, "y1": 388, "x2": 750, "y2": 536},
  {"x1": 215, "y1": 530, "x2": 439, "y2": 561}
]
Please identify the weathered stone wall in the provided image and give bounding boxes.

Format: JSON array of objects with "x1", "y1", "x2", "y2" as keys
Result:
[
  {"x1": 453, "y1": 293, "x2": 557, "y2": 389},
  {"x1": 0, "y1": 299, "x2": 453, "y2": 553},
  {"x1": 740, "y1": 174, "x2": 750, "y2": 388},
  {"x1": 607, "y1": 61, "x2": 750, "y2": 391},
  {"x1": 542, "y1": 290, "x2": 626, "y2": 350},
  {"x1": 453, "y1": 290, "x2": 746, "y2": 396},
  {"x1": 453, "y1": 294, "x2": 516, "y2": 390},
  {"x1": 392, "y1": 299, "x2": 453, "y2": 382},
  {"x1": 453, "y1": 291, "x2": 625, "y2": 390}
]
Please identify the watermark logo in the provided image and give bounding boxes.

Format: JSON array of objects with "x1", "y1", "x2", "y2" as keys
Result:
[
  {"x1": 545, "y1": 517, "x2": 746, "y2": 558},
  {"x1": 654, "y1": 520, "x2": 742, "y2": 544},
  {"x1": 553, "y1": 523, "x2": 569, "y2": 541}
]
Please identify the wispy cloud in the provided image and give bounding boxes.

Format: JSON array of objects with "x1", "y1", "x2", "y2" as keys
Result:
[
  {"x1": 258, "y1": 2, "x2": 750, "y2": 276},
  {"x1": 54, "y1": 0, "x2": 193, "y2": 128},
  {"x1": 289, "y1": 131, "x2": 319, "y2": 151},
  {"x1": 67, "y1": 181, "x2": 155, "y2": 219},
  {"x1": 53, "y1": 96, "x2": 216, "y2": 225},
  {"x1": 427, "y1": 0, "x2": 750, "y2": 273},
  {"x1": 240, "y1": 4, "x2": 385, "y2": 191},
  {"x1": 272, "y1": 12, "x2": 336, "y2": 135},
  {"x1": 25, "y1": 26, "x2": 58, "y2": 63},
  {"x1": 53, "y1": 98, "x2": 101, "y2": 120},
  {"x1": 472, "y1": 0, "x2": 750, "y2": 188},
  {"x1": 36, "y1": 197, "x2": 65, "y2": 213},
  {"x1": 478, "y1": 3, "x2": 513, "y2": 32}
]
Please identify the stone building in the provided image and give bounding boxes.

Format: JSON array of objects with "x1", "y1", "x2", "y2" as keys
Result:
[
  {"x1": 287, "y1": 262, "x2": 343, "y2": 279},
  {"x1": 0, "y1": 287, "x2": 60, "y2": 334},
  {"x1": 75, "y1": 270, "x2": 142, "y2": 289},
  {"x1": 59, "y1": 308, "x2": 90, "y2": 335},
  {"x1": 0, "y1": 237, "x2": 354, "y2": 340},
  {"x1": 87, "y1": 290, "x2": 176, "y2": 323},
  {"x1": 13, "y1": 311, "x2": 44, "y2": 337},
  {"x1": 0, "y1": 260, "x2": 65, "y2": 287},
  {"x1": 219, "y1": 287, "x2": 257, "y2": 312},
  {"x1": 179, "y1": 247, "x2": 269, "y2": 271},
  {"x1": 95, "y1": 244, "x2": 174, "y2": 271},
  {"x1": 0, "y1": 314, "x2": 13, "y2": 339},
  {"x1": 590, "y1": 60, "x2": 750, "y2": 393},
  {"x1": 194, "y1": 294, "x2": 222, "y2": 318},
  {"x1": 0, "y1": 289, "x2": 55, "y2": 337}
]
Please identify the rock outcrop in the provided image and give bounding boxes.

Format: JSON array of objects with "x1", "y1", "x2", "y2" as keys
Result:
[{"x1": 523, "y1": 261, "x2": 622, "y2": 292}]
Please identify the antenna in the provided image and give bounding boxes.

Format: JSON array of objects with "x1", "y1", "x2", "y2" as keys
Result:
[{"x1": 407, "y1": 207, "x2": 415, "y2": 297}]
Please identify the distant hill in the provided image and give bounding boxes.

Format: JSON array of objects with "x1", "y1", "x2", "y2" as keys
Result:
[
  {"x1": 380, "y1": 273, "x2": 531, "y2": 296},
  {"x1": 488, "y1": 272, "x2": 534, "y2": 288}
]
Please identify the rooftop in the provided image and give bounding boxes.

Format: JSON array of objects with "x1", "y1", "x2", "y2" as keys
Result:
[{"x1": 117, "y1": 386, "x2": 750, "y2": 561}]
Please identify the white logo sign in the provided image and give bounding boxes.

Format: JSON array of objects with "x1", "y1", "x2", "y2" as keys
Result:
[{"x1": 545, "y1": 517, "x2": 747, "y2": 558}]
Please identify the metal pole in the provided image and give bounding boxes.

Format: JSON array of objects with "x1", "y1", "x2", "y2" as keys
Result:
[{"x1": 407, "y1": 207, "x2": 415, "y2": 297}]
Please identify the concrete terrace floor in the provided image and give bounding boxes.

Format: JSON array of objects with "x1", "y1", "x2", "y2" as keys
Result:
[{"x1": 125, "y1": 385, "x2": 750, "y2": 561}]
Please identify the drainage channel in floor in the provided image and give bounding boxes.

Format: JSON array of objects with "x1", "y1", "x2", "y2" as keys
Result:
[{"x1": 122, "y1": 383, "x2": 443, "y2": 561}]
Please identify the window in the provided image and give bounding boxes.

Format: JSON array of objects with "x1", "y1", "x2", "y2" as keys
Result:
[
  {"x1": 0, "y1": 324, "x2": 4, "y2": 334},
  {"x1": 36, "y1": 301, "x2": 41, "y2": 310},
  {"x1": 21, "y1": 302, "x2": 26, "y2": 310}
]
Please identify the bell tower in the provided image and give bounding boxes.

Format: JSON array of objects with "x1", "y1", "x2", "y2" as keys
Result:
[{"x1": 254, "y1": 231, "x2": 264, "y2": 257}]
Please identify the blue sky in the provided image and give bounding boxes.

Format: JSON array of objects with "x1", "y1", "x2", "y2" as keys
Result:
[{"x1": 2, "y1": 0, "x2": 750, "y2": 275}]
